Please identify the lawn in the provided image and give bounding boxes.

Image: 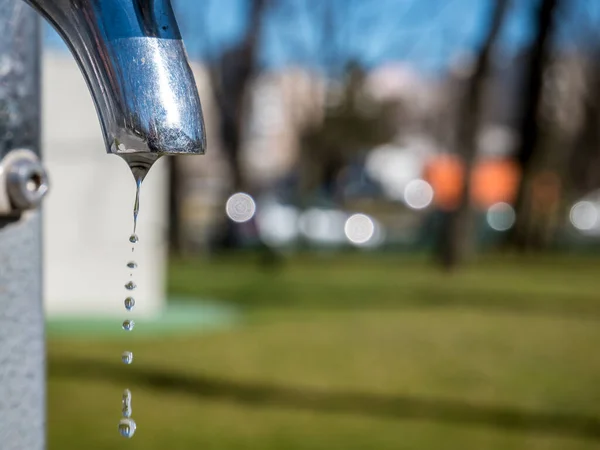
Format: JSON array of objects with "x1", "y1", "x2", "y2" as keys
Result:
[{"x1": 48, "y1": 253, "x2": 600, "y2": 449}]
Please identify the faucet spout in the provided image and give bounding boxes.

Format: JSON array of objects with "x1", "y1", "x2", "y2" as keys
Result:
[{"x1": 25, "y1": 0, "x2": 206, "y2": 175}]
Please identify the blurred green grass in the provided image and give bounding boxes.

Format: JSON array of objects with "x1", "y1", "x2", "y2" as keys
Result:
[{"x1": 49, "y1": 254, "x2": 600, "y2": 449}]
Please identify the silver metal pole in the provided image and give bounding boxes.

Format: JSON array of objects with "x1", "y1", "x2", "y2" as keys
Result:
[
  {"x1": 0, "y1": 1, "x2": 204, "y2": 447},
  {"x1": 0, "y1": 1, "x2": 45, "y2": 449}
]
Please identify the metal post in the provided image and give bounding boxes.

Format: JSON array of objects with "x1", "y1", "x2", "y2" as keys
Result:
[{"x1": 0, "y1": 1, "x2": 45, "y2": 449}]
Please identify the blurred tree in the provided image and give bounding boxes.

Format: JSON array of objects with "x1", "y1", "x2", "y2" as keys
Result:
[
  {"x1": 169, "y1": 0, "x2": 402, "y2": 254},
  {"x1": 208, "y1": 0, "x2": 268, "y2": 250},
  {"x1": 566, "y1": 15, "x2": 600, "y2": 199},
  {"x1": 171, "y1": 0, "x2": 540, "y2": 255},
  {"x1": 298, "y1": 63, "x2": 400, "y2": 206},
  {"x1": 211, "y1": 0, "x2": 268, "y2": 194},
  {"x1": 507, "y1": 0, "x2": 560, "y2": 251},
  {"x1": 435, "y1": 0, "x2": 510, "y2": 270},
  {"x1": 568, "y1": 57, "x2": 600, "y2": 196},
  {"x1": 168, "y1": 0, "x2": 270, "y2": 255},
  {"x1": 274, "y1": 0, "x2": 402, "y2": 206}
]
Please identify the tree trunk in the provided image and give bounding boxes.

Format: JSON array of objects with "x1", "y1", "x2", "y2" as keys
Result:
[
  {"x1": 568, "y1": 56, "x2": 600, "y2": 197},
  {"x1": 209, "y1": 0, "x2": 267, "y2": 251},
  {"x1": 507, "y1": 0, "x2": 559, "y2": 251},
  {"x1": 435, "y1": 0, "x2": 509, "y2": 270}
]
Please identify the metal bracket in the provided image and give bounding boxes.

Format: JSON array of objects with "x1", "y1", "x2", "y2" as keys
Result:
[{"x1": 0, "y1": 148, "x2": 50, "y2": 215}]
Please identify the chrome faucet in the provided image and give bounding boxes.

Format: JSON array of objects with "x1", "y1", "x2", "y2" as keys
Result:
[
  {"x1": 25, "y1": 0, "x2": 206, "y2": 176},
  {"x1": 0, "y1": 2, "x2": 206, "y2": 448}
]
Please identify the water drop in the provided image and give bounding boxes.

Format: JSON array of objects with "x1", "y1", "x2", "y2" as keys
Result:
[
  {"x1": 122, "y1": 319, "x2": 135, "y2": 331},
  {"x1": 122, "y1": 389, "x2": 132, "y2": 418},
  {"x1": 125, "y1": 281, "x2": 136, "y2": 290},
  {"x1": 118, "y1": 418, "x2": 136, "y2": 438},
  {"x1": 122, "y1": 405, "x2": 132, "y2": 418},
  {"x1": 124, "y1": 297, "x2": 135, "y2": 311},
  {"x1": 133, "y1": 176, "x2": 142, "y2": 234},
  {"x1": 129, "y1": 234, "x2": 138, "y2": 244},
  {"x1": 121, "y1": 351, "x2": 133, "y2": 364},
  {"x1": 127, "y1": 261, "x2": 137, "y2": 269}
]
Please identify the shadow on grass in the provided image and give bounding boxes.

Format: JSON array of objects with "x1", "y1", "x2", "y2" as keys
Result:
[
  {"x1": 171, "y1": 284, "x2": 600, "y2": 321},
  {"x1": 50, "y1": 356, "x2": 600, "y2": 440}
]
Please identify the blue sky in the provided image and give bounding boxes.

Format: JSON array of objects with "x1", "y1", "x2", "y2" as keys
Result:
[{"x1": 43, "y1": 0, "x2": 599, "y2": 76}]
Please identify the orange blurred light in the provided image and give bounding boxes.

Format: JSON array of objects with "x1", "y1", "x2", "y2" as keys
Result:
[
  {"x1": 423, "y1": 154, "x2": 464, "y2": 211},
  {"x1": 471, "y1": 159, "x2": 521, "y2": 209},
  {"x1": 423, "y1": 156, "x2": 521, "y2": 211}
]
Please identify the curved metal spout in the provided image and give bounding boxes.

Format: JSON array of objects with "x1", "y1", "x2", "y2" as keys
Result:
[{"x1": 25, "y1": 0, "x2": 206, "y2": 173}]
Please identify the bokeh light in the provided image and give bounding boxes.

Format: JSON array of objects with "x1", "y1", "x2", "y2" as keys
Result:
[
  {"x1": 403, "y1": 179, "x2": 434, "y2": 210},
  {"x1": 256, "y1": 201, "x2": 299, "y2": 246},
  {"x1": 298, "y1": 208, "x2": 347, "y2": 245},
  {"x1": 570, "y1": 201, "x2": 598, "y2": 231},
  {"x1": 486, "y1": 202, "x2": 516, "y2": 231},
  {"x1": 344, "y1": 213, "x2": 375, "y2": 245},
  {"x1": 365, "y1": 145, "x2": 423, "y2": 200},
  {"x1": 225, "y1": 192, "x2": 256, "y2": 223}
]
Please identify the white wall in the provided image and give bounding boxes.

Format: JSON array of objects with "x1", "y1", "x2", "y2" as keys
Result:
[{"x1": 42, "y1": 53, "x2": 168, "y2": 319}]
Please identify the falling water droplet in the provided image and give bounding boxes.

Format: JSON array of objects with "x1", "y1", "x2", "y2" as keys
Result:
[
  {"x1": 122, "y1": 319, "x2": 135, "y2": 331},
  {"x1": 122, "y1": 389, "x2": 132, "y2": 418},
  {"x1": 129, "y1": 234, "x2": 138, "y2": 244},
  {"x1": 133, "y1": 176, "x2": 142, "y2": 233},
  {"x1": 118, "y1": 418, "x2": 136, "y2": 438},
  {"x1": 127, "y1": 261, "x2": 137, "y2": 269},
  {"x1": 122, "y1": 405, "x2": 132, "y2": 418},
  {"x1": 121, "y1": 351, "x2": 133, "y2": 364},
  {"x1": 125, "y1": 281, "x2": 136, "y2": 291},
  {"x1": 124, "y1": 297, "x2": 135, "y2": 311}
]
